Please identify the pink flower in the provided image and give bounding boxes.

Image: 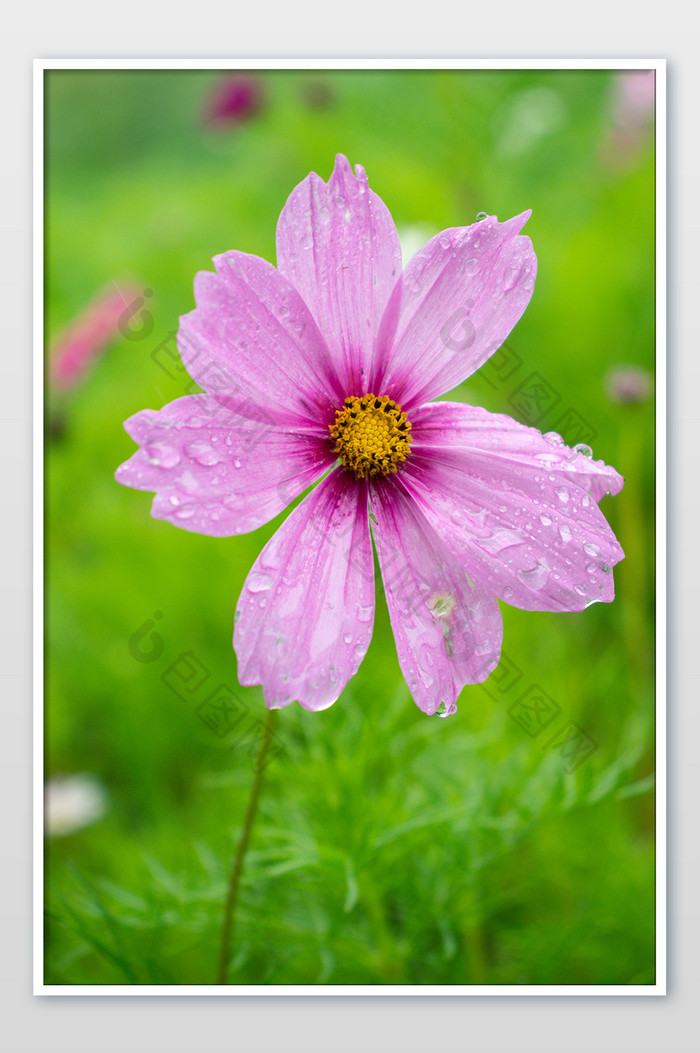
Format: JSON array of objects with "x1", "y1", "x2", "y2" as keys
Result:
[
  {"x1": 601, "y1": 70, "x2": 655, "y2": 169},
  {"x1": 50, "y1": 284, "x2": 145, "y2": 393},
  {"x1": 202, "y1": 74, "x2": 264, "y2": 128},
  {"x1": 116, "y1": 156, "x2": 624, "y2": 717}
]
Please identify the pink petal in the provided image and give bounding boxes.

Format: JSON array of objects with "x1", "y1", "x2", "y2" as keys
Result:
[
  {"x1": 116, "y1": 396, "x2": 333, "y2": 536},
  {"x1": 403, "y1": 401, "x2": 625, "y2": 612},
  {"x1": 234, "y1": 469, "x2": 375, "y2": 710},
  {"x1": 275, "y1": 154, "x2": 403, "y2": 393},
  {"x1": 375, "y1": 213, "x2": 536, "y2": 409},
  {"x1": 369, "y1": 477, "x2": 503, "y2": 716},
  {"x1": 178, "y1": 251, "x2": 345, "y2": 431}
]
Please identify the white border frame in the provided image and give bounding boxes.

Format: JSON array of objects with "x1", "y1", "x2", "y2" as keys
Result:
[{"x1": 33, "y1": 57, "x2": 666, "y2": 997}]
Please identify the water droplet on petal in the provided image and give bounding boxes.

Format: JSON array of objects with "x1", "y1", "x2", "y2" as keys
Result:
[
  {"x1": 502, "y1": 266, "x2": 519, "y2": 291},
  {"x1": 559, "y1": 524, "x2": 572, "y2": 542},
  {"x1": 540, "y1": 513, "x2": 552, "y2": 526},
  {"x1": 233, "y1": 458, "x2": 241, "y2": 468},
  {"x1": 517, "y1": 561, "x2": 551, "y2": 589},
  {"x1": 583, "y1": 542, "x2": 600, "y2": 556},
  {"x1": 555, "y1": 486, "x2": 570, "y2": 503},
  {"x1": 247, "y1": 571, "x2": 273, "y2": 593},
  {"x1": 174, "y1": 504, "x2": 196, "y2": 519},
  {"x1": 573, "y1": 443, "x2": 593, "y2": 458},
  {"x1": 464, "y1": 257, "x2": 480, "y2": 275},
  {"x1": 475, "y1": 211, "x2": 488, "y2": 221},
  {"x1": 185, "y1": 440, "x2": 223, "y2": 466},
  {"x1": 145, "y1": 442, "x2": 181, "y2": 469}
]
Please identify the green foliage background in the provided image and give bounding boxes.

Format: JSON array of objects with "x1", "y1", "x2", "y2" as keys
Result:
[{"x1": 44, "y1": 68, "x2": 656, "y2": 986}]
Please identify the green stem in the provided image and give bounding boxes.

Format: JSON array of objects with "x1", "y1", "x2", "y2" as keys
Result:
[{"x1": 215, "y1": 708, "x2": 276, "y2": 985}]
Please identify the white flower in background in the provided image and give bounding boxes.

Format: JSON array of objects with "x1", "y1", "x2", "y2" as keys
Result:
[{"x1": 44, "y1": 774, "x2": 109, "y2": 837}]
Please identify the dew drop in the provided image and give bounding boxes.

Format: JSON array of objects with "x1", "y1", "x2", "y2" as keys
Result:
[
  {"x1": 517, "y1": 561, "x2": 550, "y2": 589},
  {"x1": 343, "y1": 633, "x2": 353, "y2": 645},
  {"x1": 234, "y1": 458, "x2": 242, "y2": 468},
  {"x1": 464, "y1": 257, "x2": 480, "y2": 275},
  {"x1": 558, "y1": 524, "x2": 572, "y2": 542},
  {"x1": 555, "y1": 486, "x2": 570, "y2": 503},
  {"x1": 573, "y1": 443, "x2": 593, "y2": 458},
  {"x1": 145, "y1": 442, "x2": 181, "y2": 469},
  {"x1": 502, "y1": 266, "x2": 519, "y2": 291},
  {"x1": 540, "y1": 513, "x2": 552, "y2": 526},
  {"x1": 583, "y1": 542, "x2": 600, "y2": 556},
  {"x1": 185, "y1": 440, "x2": 223, "y2": 466},
  {"x1": 503, "y1": 585, "x2": 514, "y2": 599},
  {"x1": 475, "y1": 211, "x2": 488, "y2": 221},
  {"x1": 247, "y1": 571, "x2": 273, "y2": 593},
  {"x1": 174, "y1": 504, "x2": 195, "y2": 519}
]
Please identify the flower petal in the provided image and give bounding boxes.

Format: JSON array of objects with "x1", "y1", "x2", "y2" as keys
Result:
[
  {"x1": 234, "y1": 469, "x2": 375, "y2": 710},
  {"x1": 403, "y1": 401, "x2": 624, "y2": 612},
  {"x1": 116, "y1": 396, "x2": 333, "y2": 536},
  {"x1": 369, "y1": 477, "x2": 503, "y2": 716},
  {"x1": 178, "y1": 250, "x2": 345, "y2": 430},
  {"x1": 275, "y1": 154, "x2": 403, "y2": 392},
  {"x1": 375, "y1": 212, "x2": 536, "y2": 409}
]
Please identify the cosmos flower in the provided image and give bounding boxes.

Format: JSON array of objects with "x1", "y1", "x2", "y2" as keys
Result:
[
  {"x1": 116, "y1": 155, "x2": 624, "y2": 716},
  {"x1": 49, "y1": 283, "x2": 146, "y2": 393},
  {"x1": 202, "y1": 73, "x2": 265, "y2": 128},
  {"x1": 601, "y1": 69, "x2": 655, "y2": 169},
  {"x1": 604, "y1": 364, "x2": 654, "y2": 405}
]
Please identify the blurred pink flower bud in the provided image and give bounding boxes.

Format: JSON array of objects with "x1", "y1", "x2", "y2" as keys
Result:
[
  {"x1": 601, "y1": 70, "x2": 655, "y2": 169},
  {"x1": 49, "y1": 283, "x2": 148, "y2": 393},
  {"x1": 604, "y1": 365, "x2": 654, "y2": 405},
  {"x1": 203, "y1": 73, "x2": 265, "y2": 128}
]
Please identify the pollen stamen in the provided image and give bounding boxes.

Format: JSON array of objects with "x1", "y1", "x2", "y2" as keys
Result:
[{"x1": 329, "y1": 394, "x2": 412, "y2": 479}]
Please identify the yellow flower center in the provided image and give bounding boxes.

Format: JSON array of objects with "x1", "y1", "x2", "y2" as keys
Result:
[{"x1": 329, "y1": 394, "x2": 412, "y2": 479}]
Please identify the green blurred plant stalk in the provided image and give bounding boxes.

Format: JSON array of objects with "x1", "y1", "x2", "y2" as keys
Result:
[{"x1": 215, "y1": 708, "x2": 277, "y2": 985}]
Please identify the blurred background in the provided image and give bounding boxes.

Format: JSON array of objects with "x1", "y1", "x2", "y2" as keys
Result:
[{"x1": 44, "y1": 67, "x2": 656, "y2": 986}]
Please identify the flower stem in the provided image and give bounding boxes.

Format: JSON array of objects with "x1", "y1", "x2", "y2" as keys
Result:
[{"x1": 215, "y1": 707, "x2": 276, "y2": 985}]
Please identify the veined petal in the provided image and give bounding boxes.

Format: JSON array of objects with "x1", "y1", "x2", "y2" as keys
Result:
[
  {"x1": 234, "y1": 468, "x2": 375, "y2": 711},
  {"x1": 375, "y1": 213, "x2": 536, "y2": 409},
  {"x1": 413, "y1": 401, "x2": 624, "y2": 501},
  {"x1": 116, "y1": 396, "x2": 333, "y2": 537},
  {"x1": 404, "y1": 401, "x2": 624, "y2": 612},
  {"x1": 178, "y1": 250, "x2": 344, "y2": 430},
  {"x1": 275, "y1": 154, "x2": 403, "y2": 393},
  {"x1": 370, "y1": 477, "x2": 503, "y2": 716}
]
